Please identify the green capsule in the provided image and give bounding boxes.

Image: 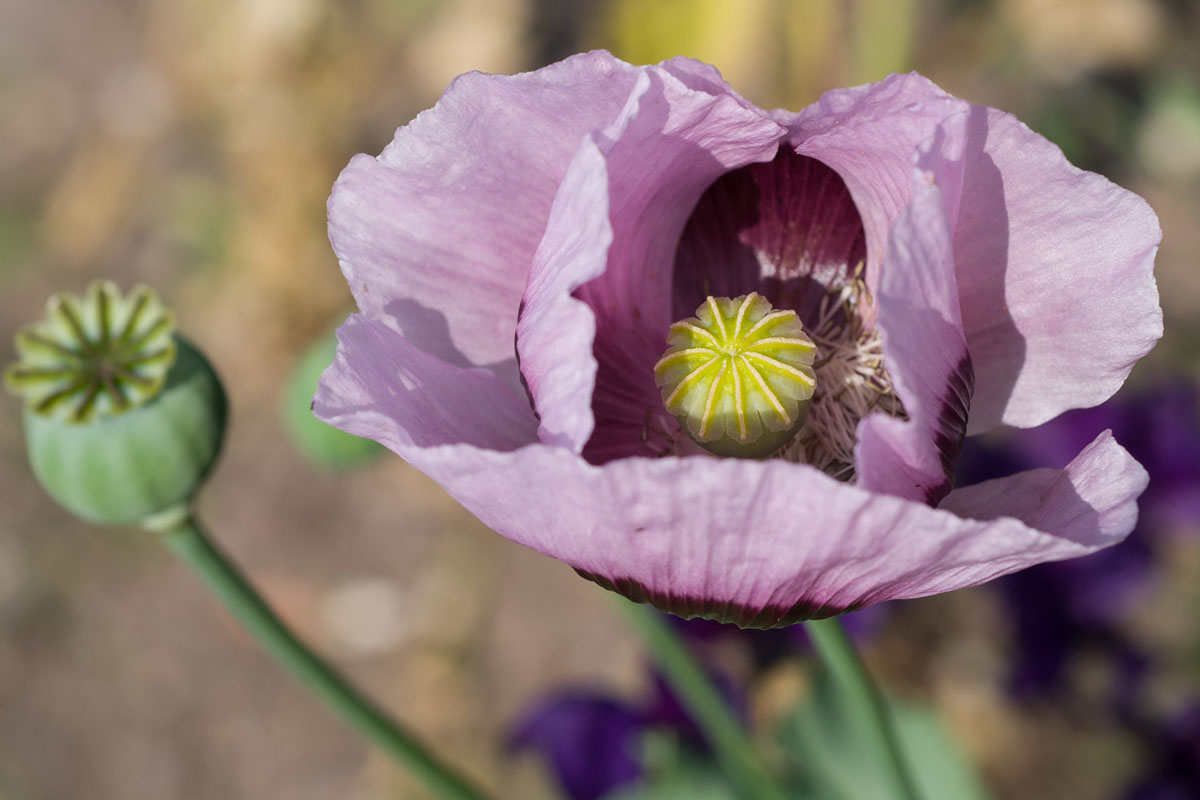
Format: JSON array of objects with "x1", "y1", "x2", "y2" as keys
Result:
[
  {"x1": 6, "y1": 283, "x2": 227, "y2": 526},
  {"x1": 654, "y1": 293, "x2": 817, "y2": 459}
]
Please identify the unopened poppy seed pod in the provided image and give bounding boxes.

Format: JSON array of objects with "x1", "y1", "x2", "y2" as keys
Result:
[{"x1": 5, "y1": 281, "x2": 227, "y2": 527}]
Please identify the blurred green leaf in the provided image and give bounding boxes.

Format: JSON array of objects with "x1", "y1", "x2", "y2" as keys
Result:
[
  {"x1": 608, "y1": 770, "x2": 740, "y2": 800},
  {"x1": 1033, "y1": 80, "x2": 1144, "y2": 175},
  {"x1": 849, "y1": 0, "x2": 917, "y2": 83},
  {"x1": 1137, "y1": 76, "x2": 1200, "y2": 181},
  {"x1": 0, "y1": 205, "x2": 37, "y2": 279},
  {"x1": 602, "y1": 0, "x2": 765, "y2": 65},
  {"x1": 597, "y1": 0, "x2": 789, "y2": 104},
  {"x1": 777, "y1": 669, "x2": 989, "y2": 800},
  {"x1": 606, "y1": 732, "x2": 741, "y2": 800},
  {"x1": 161, "y1": 175, "x2": 233, "y2": 273},
  {"x1": 282, "y1": 326, "x2": 385, "y2": 471},
  {"x1": 890, "y1": 703, "x2": 989, "y2": 800}
]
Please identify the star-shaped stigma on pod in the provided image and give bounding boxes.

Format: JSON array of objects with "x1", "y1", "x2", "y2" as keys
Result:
[
  {"x1": 4, "y1": 281, "x2": 177, "y2": 423},
  {"x1": 654, "y1": 293, "x2": 817, "y2": 458}
]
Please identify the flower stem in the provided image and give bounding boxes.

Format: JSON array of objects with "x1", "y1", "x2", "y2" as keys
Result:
[
  {"x1": 158, "y1": 514, "x2": 492, "y2": 800},
  {"x1": 619, "y1": 600, "x2": 788, "y2": 800},
  {"x1": 804, "y1": 616, "x2": 920, "y2": 800}
]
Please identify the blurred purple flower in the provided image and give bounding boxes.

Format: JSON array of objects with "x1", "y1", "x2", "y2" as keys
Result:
[
  {"x1": 1124, "y1": 704, "x2": 1200, "y2": 800},
  {"x1": 510, "y1": 693, "x2": 645, "y2": 800},
  {"x1": 960, "y1": 382, "x2": 1200, "y2": 537},
  {"x1": 957, "y1": 382, "x2": 1200, "y2": 701},
  {"x1": 643, "y1": 670, "x2": 746, "y2": 753},
  {"x1": 315, "y1": 52, "x2": 1161, "y2": 626},
  {"x1": 510, "y1": 671, "x2": 745, "y2": 800},
  {"x1": 995, "y1": 553, "x2": 1152, "y2": 705}
]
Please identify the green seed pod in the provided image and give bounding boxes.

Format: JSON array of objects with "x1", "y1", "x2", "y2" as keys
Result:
[
  {"x1": 5, "y1": 282, "x2": 227, "y2": 526},
  {"x1": 282, "y1": 327, "x2": 383, "y2": 471},
  {"x1": 654, "y1": 293, "x2": 817, "y2": 459}
]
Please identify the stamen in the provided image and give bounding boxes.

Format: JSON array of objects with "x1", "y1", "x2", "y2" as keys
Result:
[{"x1": 781, "y1": 270, "x2": 906, "y2": 479}]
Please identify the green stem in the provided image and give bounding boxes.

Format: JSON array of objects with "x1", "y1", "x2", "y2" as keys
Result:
[
  {"x1": 619, "y1": 600, "x2": 788, "y2": 800},
  {"x1": 158, "y1": 514, "x2": 492, "y2": 800},
  {"x1": 804, "y1": 617, "x2": 920, "y2": 800}
]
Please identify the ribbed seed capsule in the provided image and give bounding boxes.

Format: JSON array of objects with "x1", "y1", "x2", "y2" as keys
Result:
[
  {"x1": 5, "y1": 282, "x2": 227, "y2": 526},
  {"x1": 654, "y1": 293, "x2": 817, "y2": 458}
]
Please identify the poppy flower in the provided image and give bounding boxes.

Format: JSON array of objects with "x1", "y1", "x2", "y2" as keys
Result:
[{"x1": 314, "y1": 52, "x2": 1160, "y2": 627}]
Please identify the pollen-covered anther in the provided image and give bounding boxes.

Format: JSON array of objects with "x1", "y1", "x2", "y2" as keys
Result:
[
  {"x1": 783, "y1": 272, "x2": 906, "y2": 481},
  {"x1": 653, "y1": 293, "x2": 816, "y2": 458}
]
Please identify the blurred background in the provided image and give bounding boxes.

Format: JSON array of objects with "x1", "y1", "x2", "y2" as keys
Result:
[{"x1": 1, "y1": 0, "x2": 1199, "y2": 798}]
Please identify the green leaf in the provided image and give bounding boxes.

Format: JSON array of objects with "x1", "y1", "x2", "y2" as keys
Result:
[
  {"x1": 605, "y1": 732, "x2": 741, "y2": 800},
  {"x1": 604, "y1": 731, "x2": 825, "y2": 800},
  {"x1": 777, "y1": 668, "x2": 989, "y2": 800},
  {"x1": 890, "y1": 702, "x2": 989, "y2": 800},
  {"x1": 608, "y1": 771, "x2": 740, "y2": 800}
]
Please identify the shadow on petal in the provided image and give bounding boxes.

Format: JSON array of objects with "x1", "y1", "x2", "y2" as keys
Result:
[{"x1": 949, "y1": 107, "x2": 1022, "y2": 432}]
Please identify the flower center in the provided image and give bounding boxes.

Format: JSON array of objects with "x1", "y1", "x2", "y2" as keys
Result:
[
  {"x1": 654, "y1": 293, "x2": 816, "y2": 458},
  {"x1": 648, "y1": 151, "x2": 905, "y2": 479}
]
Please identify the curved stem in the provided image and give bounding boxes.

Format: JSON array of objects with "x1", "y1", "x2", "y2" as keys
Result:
[
  {"x1": 158, "y1": 514, "x2": 492, "y2": 800},
  {"x1": 619, "y1": 600, "x2": 788, "y2": 800},
  {"x1": 804, "y1": 617, "x2": 920, "y2": 800}
]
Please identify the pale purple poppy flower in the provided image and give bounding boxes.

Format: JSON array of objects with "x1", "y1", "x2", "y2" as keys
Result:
[{"x1": 315, "y1": 52, "x2": 1161, "y2": 627}]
